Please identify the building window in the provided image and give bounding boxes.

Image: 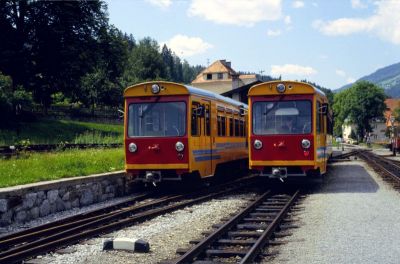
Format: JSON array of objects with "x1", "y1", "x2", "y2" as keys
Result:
[
  {"x1": 217, "y1": 73, "x2": 223, "y2": 79},
  {"x1": 206, "y1": 73, "x2": 212, "y2": 80}
]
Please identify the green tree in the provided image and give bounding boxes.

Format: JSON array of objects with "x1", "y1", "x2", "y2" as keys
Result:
[
  {"x1": 0, "y1": 0, "x2": 108, "y2": 109},
  {"x1": 161, "y1": 44, "x2": 174, "y2": 80},
  {"x1": 333, "y1": 81, "x2": 386, "y2": 139},
  {"x1": 0, "y1": 72, "x2": 33, "y2": 126},
  {"x1": 124, "y1": 37, "x2": 166, "y2": 84}
]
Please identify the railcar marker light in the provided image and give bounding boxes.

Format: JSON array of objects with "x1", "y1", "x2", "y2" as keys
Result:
[
  {"x1": 128, "y1": 143, "x2": 137, "y2": 153},
  {"x1": 254, "y1": 139, "x2": 263, "y2": 150},
  {"x1": 175, "y1": 141, "x2": 184, "y2": 152},
  {"x1": 151, "y1": 84, "x2": 161, "y2": 94},
  {"x1": 276, "y1": 83, "x2": 286, "y2": 93},
  {"x1": 301, "y1": 139, "x2": 311, "y2": 149}
]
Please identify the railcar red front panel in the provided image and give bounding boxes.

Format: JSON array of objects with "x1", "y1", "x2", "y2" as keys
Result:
[
  {"x1": 250, "y1": 94, "x2": 314, "y2": 163},
  {"x1": 125, "y1": 96, "x2": 189, "y2": 166},
  {"x1": 125, "y1": 137, "x2": 189, "y2": 165},
  {"x1": 251, "y1": 135, "x2": 314, "y2": 161}
]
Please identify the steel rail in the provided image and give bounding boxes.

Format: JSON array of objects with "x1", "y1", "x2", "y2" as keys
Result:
[
  {"x1": 0, "y1": 177, "x2": 256, "y2": 264},
  {"x1": 171, "y1": 189, "x2": 300, "y2": 264},
  {"x1": 171, "y1": 191, "x2": 272, "y2": 263},
  {"x1": 240, "y1": 190, "x2": 300, "y2": 263},
  {"x1": 358, "y1": 151, "x2": 400, "y2": 184},
  {"x1": 0, "y1": 192, "x2": 158, "y2": 250}
]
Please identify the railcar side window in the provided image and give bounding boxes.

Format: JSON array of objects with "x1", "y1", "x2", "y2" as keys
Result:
[
  {"x1": 229, "y1": 117, "x2": 234, "y2": 137},
  {"x1": 234, "y1": 118, "x2": 240, "y2": 136},
  {"x1": 191, "y1": 102, "x2": 200, "y2": 136},
  {"x1": 217, "y1": 116, "x2": 226, "y2": 136},
  {"x1": 240, "y1": 120, "x2": 245, "y2": 137},
  {"x1": 128, "y1": 102, "x2": 186, "y2": 137},
  {"x1": 252, "y1": 100, "x2": 312, "y2": 135}
]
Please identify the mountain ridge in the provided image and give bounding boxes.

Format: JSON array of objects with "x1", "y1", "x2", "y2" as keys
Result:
[{"x1": 337, "y1": 62, "x2": 400, "y2": 98}]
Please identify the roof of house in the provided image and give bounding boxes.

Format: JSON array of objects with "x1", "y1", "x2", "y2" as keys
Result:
[
  {"x1": 385, "y1": 98, "x2": 400, "y2": 112},
  {"x1": 192, "y1": 60, "x2": 237, "y2": 83}
]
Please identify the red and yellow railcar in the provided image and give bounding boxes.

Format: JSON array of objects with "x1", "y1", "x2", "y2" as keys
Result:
[
  {"x1": 248, "y1": 81, "x2": 332, "y2": 178},
  {"x1": 124, "y1": 81, "x2": 248, "y2": 184}
]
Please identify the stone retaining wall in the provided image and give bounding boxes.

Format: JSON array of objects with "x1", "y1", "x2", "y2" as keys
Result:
[{"x1": 0, "y1": 171, "x2": 126, "y2": 226}]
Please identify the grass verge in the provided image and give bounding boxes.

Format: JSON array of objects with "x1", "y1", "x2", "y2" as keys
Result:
[
  {"x1": 0, "y1": 119, "x2": 123, "y2": 145},
  {"x1": 0, "y1": 148, "x2": 124, "y2": 188}
]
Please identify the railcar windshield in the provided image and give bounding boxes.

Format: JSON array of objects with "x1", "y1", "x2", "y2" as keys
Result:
[
  {"x1": 128, "y1": 102, "x2": 186, "y2": 137},
  {"x1": 253, "y1": 100, "x2": 312, "y2": 135}
]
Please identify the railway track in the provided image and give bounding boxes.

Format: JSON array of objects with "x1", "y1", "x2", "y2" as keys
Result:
[
  {"x1": 358, "y1": 151, "x2": 400, "y2": 188},
  {"x1": 0, "y1": 176, "x2": 257, "y2": 264},
  {"x1": 329, "y1": 149, "x2": 361, "y2": 162},
  {"x1": 169, "y1": 189, "x2": 301, "y2": 264},
  {"x1": 0, "y1": 143, "x2": 122, "y2": 157}
]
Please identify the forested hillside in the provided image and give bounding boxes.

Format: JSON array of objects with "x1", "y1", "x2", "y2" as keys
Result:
[{"x1": 338, "y1": 62, "x2": 400, "y2": 98}]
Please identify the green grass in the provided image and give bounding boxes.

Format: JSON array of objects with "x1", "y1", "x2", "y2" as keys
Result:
[
  {"x1": 0, "y1": 119, "x2": 123, "y2": 145},
  {"x1": 0, "y1": 148, "x2": 125, "y2": 188}
]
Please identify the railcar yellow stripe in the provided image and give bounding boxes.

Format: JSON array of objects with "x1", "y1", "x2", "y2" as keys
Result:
[
  {"x1": 126, "y1": 164, "x2": 189, "y2": 169},
  {"x1": 250, "y1": 160, "x2": 315, "y2": 166}
]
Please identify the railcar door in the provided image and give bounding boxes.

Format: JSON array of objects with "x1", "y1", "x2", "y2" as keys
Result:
[{"x1": 191, "y1": 100, "x2": 212, "y2": 177}]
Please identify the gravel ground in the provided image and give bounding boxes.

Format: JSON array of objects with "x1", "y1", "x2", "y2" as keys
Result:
[
  {"x1": 30, "y1": 194, "x2": 255, "y2": 264},
  {"x1": 263, "y1": 160, "x2": 400, "y2": 264}
]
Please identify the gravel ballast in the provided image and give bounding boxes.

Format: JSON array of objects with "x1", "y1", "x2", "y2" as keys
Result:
[
  {"x1": 36, "y1": 194, "x2": 254, "y2": 264},
  {"x1": 264, "y1": 160, "x2": 400, "y2": 264}
]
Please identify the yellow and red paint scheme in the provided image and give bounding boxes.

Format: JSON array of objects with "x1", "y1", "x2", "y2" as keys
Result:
[
  {"x1": 248, "y1": 81, "x2": 332, "y2": 178},
  {"x1": 124, "y1": 81, "x2": 248, "y2": 183}
]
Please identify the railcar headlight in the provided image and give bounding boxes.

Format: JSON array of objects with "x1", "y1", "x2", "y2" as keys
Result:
[
  {"x1": 128, "y1": 142, "x2": 137, "y2": 153},
  {"x1": 175, "y1": 141, "x2": 184, "y2": 152},
  {"x1": 254, "y1": 139, "x2": 263, "y2": 150},
  {"x1": 276, "y1": 83, "x2": 286, "y2": 93},
  {"x1": 301, "y1": 139, "x2": 311, "y2": 149},
  {"x1": 151, "y1": 84, "x2": 161, "y2": 94}
]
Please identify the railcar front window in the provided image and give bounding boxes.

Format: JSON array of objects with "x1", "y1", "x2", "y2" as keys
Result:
[
  {"x1": 253, "y1": 100, "x2": 312, "y2": 135},
  {"x1": 128, "y1": 102, "x2": 186, "y2": 137}
]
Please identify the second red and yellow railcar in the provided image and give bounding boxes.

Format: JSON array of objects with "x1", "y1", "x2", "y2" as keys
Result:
[
  {"x1": 124, "y1": 81, "x2": 248, "y2": 184},
  {"x1": 248, "y1": 81, "x2": 332, "y2": 179}
]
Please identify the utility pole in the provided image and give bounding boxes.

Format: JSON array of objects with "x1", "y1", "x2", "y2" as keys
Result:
[{"x1": 390, "y1": 116, "x2": 396, "y2": 156}]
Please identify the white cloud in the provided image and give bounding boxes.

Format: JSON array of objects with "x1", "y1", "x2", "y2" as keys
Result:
[
  {"x1": 313, "y1": 1, "x2": 400, "y2": 44},
  {"x1": 335, "y1": 69, "x2": 355, "y2": 84},
  {"x1": 351, "y1": 0, "x2": 367, "y2": 9},
  {"x1": 347, "y1": 77, "x2": 356, "y2": 83},
  {"x1": 270, "y1": 64, "x2": 317, "y2": 76},
  {"x1": 267, "y1": 29, "x2": 282, "y2": 36},
  {"x1": 145, "y1": 0, "x2": 172, "y2": 8},
  {"x1": 164, "y1": 35, "x2": 213, "y2": 57},
  {"x1": 336, "y1": 69, "x2": 346, "y2": 77},
  {"x1": 284, "y1": 15, "x2": 292, "y2": 25},
  {"x1": 188, "y1": 0, "x2": 282, "y2": 27},
  {"x1": 292, "y1": 1, "x2": 304, "y2": 8},
  {"x1": 312, "y1": 18, "x2": 372, "y2": 35}
]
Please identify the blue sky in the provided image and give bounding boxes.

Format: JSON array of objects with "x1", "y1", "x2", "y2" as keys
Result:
[{"x1": 106, "y1": 0, "x2": 400, "y2": 90}]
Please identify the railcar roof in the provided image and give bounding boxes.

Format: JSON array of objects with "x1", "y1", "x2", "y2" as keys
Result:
[
  {"x1": 186, "y1": 84, "x2": 247, "y2": 108},
  {"x1": 124, "y1": 81, "x2": 247, "y2": 109},
  {"x1": 248, "y1": 81, "x2": 326, "y2": 98}
]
